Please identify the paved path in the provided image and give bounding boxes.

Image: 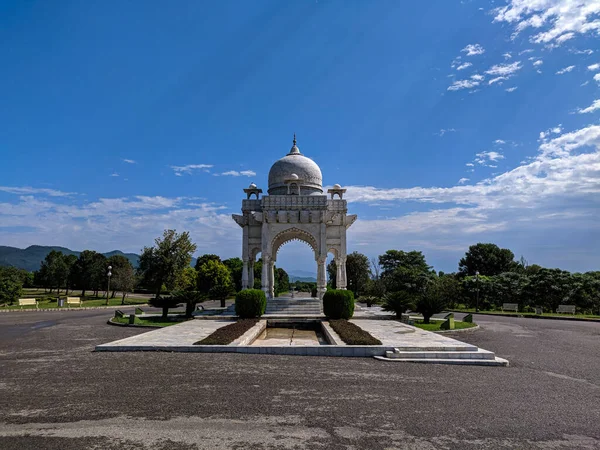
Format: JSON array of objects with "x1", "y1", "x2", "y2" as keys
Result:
[{"x1": 0, "y1": 310, "x2": 598, "y2": 449}]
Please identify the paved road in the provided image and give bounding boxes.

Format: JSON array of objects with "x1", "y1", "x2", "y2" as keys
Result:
[{"x1": 0, "y1": 311, "x2": 598, "y2": 449}]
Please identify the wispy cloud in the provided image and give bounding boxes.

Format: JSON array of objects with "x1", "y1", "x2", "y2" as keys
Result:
[
  {"x1": 461, "y1": 44, "x2": 485, "y2": 56},
  {"x1": 123, "y1": 159, "x2": 136, "y2": 164},
  {"x1": 110, "y1": 173, "x2": 119, "y2": 177},
  {"x1": 493, "y1": 0, "x2": 600, "y2": 45},
  {"x1": 489, "y1": 76, "x2": 508, "y2": 85},
  {"x1": 587, "y1": 63, "x2": 600, "y2": 71},
  {"x1": 456, "y1": 62, "x2": 472, "y2": 70},
  {"x1": 556, "y1": 65, "x2": 575, "y2": 75},
  {"x1": 494, "y1": 139, "x2": 506, "y2": 145},
  {"x1": 221, "y1": 170, "x2": 256, "y2": 177},
  {"x1": 485, "y1": 61, "x2": 523, "y2": 77},
  {"x1": 437, "y1": 128, "x2": 456, "y2": 136},
  {"x1": 533, "y1": 60, "x2": 543, "y2": 67},
  {"x1": 595, "y1": 73, "x2": 600, "y2": 84},
  {"x1": 0, "y1": 186, "x2": 76, "y2": 197},
  {"x1": 170, "y1": 164, "x2": 214, "y2": 176},
  {"x1": 505, "y1": 87, "x2": 518, "y2": 92},
  {"x1": 577, "y1": 99, "x2": 600, "y2": 114},
  {"x1": 458, "y1": 178, "x2": 469, "y2": 184}
]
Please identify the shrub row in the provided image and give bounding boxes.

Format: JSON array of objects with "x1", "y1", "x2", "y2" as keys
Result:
[
  {"x1": 328, "y1": 319, "x2": 382, "y2": 345},
  {"x1": 235, "y1": 289, "x2": 266, "y2": 318},
  {"x1": 194, "y1": 319, "x2": 259, "y2": 345},
  {"x1": 323, "y1": 289, "x2": 355, "y2": 319}
]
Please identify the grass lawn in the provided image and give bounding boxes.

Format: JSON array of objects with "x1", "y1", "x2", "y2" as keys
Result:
[
  {"x1": 4, "y1": 296, "x2": 148, "y2": 310},
  {"x1": 110, "y1": 315, "x2": 190, "y2": 327},
  {"x1": 413, "y1": 320, "x2": 477, "y2": 332},
  {"x1": 453, "y1": 308, "x2": 600, "y2": 320}
]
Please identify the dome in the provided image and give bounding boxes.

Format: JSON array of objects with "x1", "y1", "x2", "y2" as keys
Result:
[
  {"x1": 249, "y1": 182, "x2": 257, "y2": 189},
  {"x1": 268, "y1": 136, "x2": 323, "y2": 195},
  {"x1": 333, "y1": 183, "x2": 342, "y2": 189}
]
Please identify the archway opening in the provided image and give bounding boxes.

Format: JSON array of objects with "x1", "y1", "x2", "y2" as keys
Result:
[{"x1": 274, "y1": 240, "x2": 317, "y2": 298}]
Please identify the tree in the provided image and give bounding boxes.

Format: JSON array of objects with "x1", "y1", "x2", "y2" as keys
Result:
[
  {"x1": 274, "y1": 267, "x2": 290, "y2": 295},
  {"x1": 171, "y1": 290, "x2": 204, "y2": 318},
  {"x1": 175, "y1": 267, "x2": 198, "y2": 292},
  {"x1": 194, "y1": 254, "x2": 221, "y2": 272},
  {"x1": 107, "y1": 255, "x2": 136, "y2": 304},
  {"x1": 0, "y1": 266, "x2": 23, "y2": 305},
  {"x1": 197, "y1": 259, "x2": 233, "y2": 307},
  {"x1": 73, "y1": 250, "x2": 106, "y2": 297},
  {"x1": 223, "y1": 257, "x2": 243, "y2": 292},
  {"x1": 382, "y1": 291, "x2": 416, "y2": 318},
  {"x1": 39, "y1": 250, "x2": 69, "y2": 294},
  {"x1": 327, "y1": 252, "x2": 371, "y2": 298},
  {"x1": 379, "y1": 250, "x2": 434, "y2": 295},
  {"x1": 416, "y1": 278, "x2": 448, "y2": 324},
  {"x1": 458, "y1": 243, "x2": 515, "y2": 277},
  {"x1": 436, "y1": 273, "x2": 462, "y2": 310},
  {"x1": 138, "y1": 229, "x2": 197, "y2": 299},
  {"x1": 379, "y1": 250, "x2": 432, "y2": 277}
]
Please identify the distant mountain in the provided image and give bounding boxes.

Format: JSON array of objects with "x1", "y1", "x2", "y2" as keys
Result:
[
  {"x1": 0, "y1": 245, "x2": 140, "y2": 272},
  {"x1": 288, "y1": 270, "x2": 317, "y2": 283}
]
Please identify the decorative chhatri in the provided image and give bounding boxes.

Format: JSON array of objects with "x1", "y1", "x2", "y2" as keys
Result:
[{"x1": 232, "y1": 136, "x2": 356, "y2": 299}]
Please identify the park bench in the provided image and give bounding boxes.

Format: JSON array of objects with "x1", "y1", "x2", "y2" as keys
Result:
[
  {"x1": 501, "y1": 303, "x2": 519, "y2": 312},
  {"x1": 66, "y1": 297, "x2": 82, "y2": 307},
  {"x1": 18, "y1": 298, "x2": 38, "y2": 309},
  {"x1": 431, "y1": 312, "x2": 453, "y2": 321},
  {"x1": 556, "y1": 305, "x2": 576, "y2": 314}
]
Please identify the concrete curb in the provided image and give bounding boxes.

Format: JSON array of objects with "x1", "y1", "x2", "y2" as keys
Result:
[
  {"x1": 107, "y1": 318, "x2": 164, "y2": 329},
  {"x1": 433, "y1": 324, "x2": 480, "y2": 334},
  {"x1": 0, "y1": 304, "x2": 148, "y2": 313},
  {"x1": 452, "y1": 311, "x2": 600, "y2": 323}
]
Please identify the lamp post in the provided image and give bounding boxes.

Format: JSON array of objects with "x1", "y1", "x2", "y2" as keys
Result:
[
  {"x1": 106, "y1": 265, "x2": 112, "y2": 305},
  {"x1": 475, "y1": 270, "x2": 480, "y2": 313}
]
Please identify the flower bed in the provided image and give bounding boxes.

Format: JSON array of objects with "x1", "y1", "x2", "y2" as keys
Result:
[
  {"x1": 328, "y1": 319, "x2": 382, "y2": 345},
  {"x1": 194, "y1": 319, "x2": 259, "y2": 345}
]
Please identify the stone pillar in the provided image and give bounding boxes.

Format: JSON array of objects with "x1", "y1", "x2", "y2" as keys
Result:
[
  {"x1": 269, "y1": 261, "x2": 275, "y2": 299},
  {"x1": 248, "y1": 262, "x2": 254, "y2": 289},
  {"x1": 336, "y1": 259, "x2": 342, "y2": 290},
  {"x1": 241, "y1": 259, "x2": 249, "y2": 289},
  {"x1": 317, "y1": 256, "x2": 327, "y2": 299},
  {"x1": 262, "y1": 256, "x2": 270, "y2": 298},
  {"x1": 338, "y1": 256, "x2": 347, "y2": 290}
]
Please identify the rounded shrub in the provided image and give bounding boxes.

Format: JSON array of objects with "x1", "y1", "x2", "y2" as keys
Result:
[
  {"x1": 235, "y1": 289, "x2": 267, "y2": 318},
  {"x1": 323, "y1": 289, "x2": 355, "y2": 319}
]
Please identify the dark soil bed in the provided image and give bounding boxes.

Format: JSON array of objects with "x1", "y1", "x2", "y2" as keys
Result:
[
  {"x1": 329, "y1": 319, "x2": 382, "y2": 345},
  {"x1": 194, "y1": 319, "x2": 259, "y2": 345}
]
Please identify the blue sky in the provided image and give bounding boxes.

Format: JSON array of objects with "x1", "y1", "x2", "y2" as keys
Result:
[{"x1": 1, "y1": 0, "x2": 600, "y2": 275}]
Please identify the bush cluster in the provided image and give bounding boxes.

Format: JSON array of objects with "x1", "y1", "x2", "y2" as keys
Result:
[
  {"x1": 328, "y1": 319, "x2": 382, "y2": 345},
  {"x1": 195, "y1": 319, "x2": 259, "y2": 345},
  {"x1": 235, "y1": 289, "x2": 267, "y2": 318},
  {"x1": 323, "y1": 289, "x2": 355, "y2": 319}
]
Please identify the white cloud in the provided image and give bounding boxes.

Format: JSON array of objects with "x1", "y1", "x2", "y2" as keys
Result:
[
  {"x1": 572, "y1": 48, "x2": 594, "y2": 55},
  {"x1": 595, "y1": 73, "x2": 600, "y2": 84},
  {"x1": 456, "y1": 62, "x2": 473, "y2": 70},
  {"x1": 577, "y1": 99, "x2": 600, "y2": 114},
  {"x1": 170, "y1": 164, "x2": 213, "y2": 175},
  {"x1": 503, "y1": 52, "x2": 512, "y2": 59},
  {"x1": 494, "y1": 139, "x2": 506, "y2": 145},
  {"x1": 475, "y1": 151, "x2": 505, "y2": 165},
  {"x1": 123, "y1": 159, "x2": 136, "y2": 164},
  {"x1": 461, "y1": 44, "x2": 485, "y2": 56},
  {"x1": 489, "y1": 76, "x2": 508, "y2": 85},
  {"x1": 110, "y1": 173, "x2": 119, "y2": 177},
  {"x1": 505, "y1": 87, "x2": 518, "y2": 92},
  {"x1": 588, "y1": 63, "x2": 600, "y2": 71},
  {"x1": 458, "y1": 178, "x2": 469, "y2": 184},
  {"x1": 438, "y1": 128, "x2": 456, "y2": 136},
  {"x1": 221, "y1": 170, "x2": 256, "y2": 177},
  {"x1": 539, "y1": 126, "x2": 562, "y2": 140},
  {"x1": 493, "y1": 0, "x2": 600, "y2": 45},
  {"x1": 447, "y1": 79, "x2": 481, "y2": 91},
  {"x1": 556, "y1": 65, "x2": 575, "y2": 74},
  {"x1": 470, "y1": 74, "x2": 485, "y2": 81},
  {"x1": 485, "y1": 61, "x2": 523, "y2": 77},
  {"x1": 533, "y1": 60, "x2": 544, "y2": 67},
  {"x1": 0, "y1": 186, "x2": 75, "y2": 197},
  {"x1": 519, "y1": 49, "x2": 534, "y2": 55}
]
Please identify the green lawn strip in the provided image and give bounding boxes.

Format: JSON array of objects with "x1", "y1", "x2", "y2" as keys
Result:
[
  {"x1": 4, "y1": 297, "x2": 148, "y2": 310},
  {"x1": 328, "y1": 319, "x2": 382, "y2": 345},
  {"x1": 413, "y1": 320, "x2": 477, "y2": 332},
  {"x1": 452, "y1": 308, "x2": 600, "y2": 320},
  {"x1": 110, "y1": 315, "x2": 187, "y2": 327},
  {"x1": 194, "y1": 319, "x2": 259, "y2": 345}
]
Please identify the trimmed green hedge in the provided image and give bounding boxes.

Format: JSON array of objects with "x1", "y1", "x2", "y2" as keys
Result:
[
  {"x1": 235, "y1": 289, "x2": 267, "y2": 318},
  {"x1": 323, "y1": 289, "x2": 355, "y2": 319},
  {"x1": 194, "y1": 319, "x2": 259, "y2": 345}
]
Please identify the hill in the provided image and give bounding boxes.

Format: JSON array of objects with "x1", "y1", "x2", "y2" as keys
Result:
[{"x1": 0, "y1": 245, "x2": 140, "y2": 272}]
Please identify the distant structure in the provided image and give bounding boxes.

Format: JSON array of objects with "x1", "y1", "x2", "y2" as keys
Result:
[{"x1": 232, "y1": 135, "x2": 356, "y2": 299}]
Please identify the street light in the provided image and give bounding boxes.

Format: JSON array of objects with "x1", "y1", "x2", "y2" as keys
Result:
[
  {"x1": 475, "y1": 270, "x2": 480, "y2": 313},
  {"x1": 106, "y1": 265, "x2": 112, "y2": 305}
]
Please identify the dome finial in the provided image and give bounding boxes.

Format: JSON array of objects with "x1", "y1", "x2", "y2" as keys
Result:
[
  {"x1": 289, "y1": 133, "x2": 300, "y2": 155},
  {"x1": 293, "y1": 133, "x2": 297, "y2": 146}
]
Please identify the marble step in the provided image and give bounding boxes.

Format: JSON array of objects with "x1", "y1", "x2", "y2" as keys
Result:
[
  {"x1": 385, "y1": 349, "x2": 496, "y2": 360},
  {"x1": 374, "y1": 355, "x2": 509, "y2": 366}
]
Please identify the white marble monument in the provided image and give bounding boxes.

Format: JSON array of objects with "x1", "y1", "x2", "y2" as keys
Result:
[{"x1": 232, "y1": 135, "x2": 356, "y2": 299}]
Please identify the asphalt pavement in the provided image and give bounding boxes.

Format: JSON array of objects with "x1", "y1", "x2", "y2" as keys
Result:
[{"x1": 0, "y1": 309, "x2": 598, "y2": 449}]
